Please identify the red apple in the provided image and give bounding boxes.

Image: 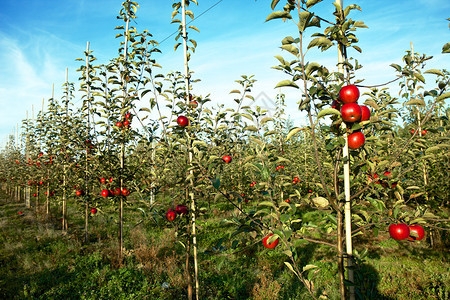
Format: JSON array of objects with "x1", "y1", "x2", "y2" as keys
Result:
[
  {"x1": 360, "y1": 105, "x2": 370, "y2": 121},
  {"x1": 421, "y1": 130, "x2": 427, "y2": 136},
  {"x1": 166, "y1": 210, "x2": 176, "y2": 222},
  {"x1": 341, "y1": 103, "x2": 362, "y2": 123},
  {"x1": 109, "y1": 177, "x2": 113, "y2": 183},
  {"x1": 389, "y1": 223, "x2": 410, "y2": 240},
  {"x1": 75, "y1": 190, "x2": 84, "y2": 196},
  {"x1": 285, "y1": 199, "x2": 290, "y2": 203},
  {"x1": 408, "y1": 224, "x2": 425, "y2": 241},
  {"x1": 123, "y1": 120, "x2": 130, "y2": 127},
  {"x1": 177, "y1": 116, "x2": 189, "y2": 127},
  {"x1": 100, "y1": 178, "x2": 107, "y2": 184},
  {"x1": 190, "y1": 100, "x2": 198, "y2": 108},
  {"x1": 367, "y1": 173, "x2": 380, "y2": 184},
  {"x1": 116, "y1": 122, "x2": 122, "y2": 128},
  {"x1": 113, "y1": 188, "x2": 121, "y2": 196},
  {"x1": 18, "y1": 211, "x2": 23, "y2": 215},
  {"x1": 222, "y1": 155, "x2": 232, "y2": 163},
  {"x1": 339, "y1": 85, "x2": 360, "y2": 103},
  {"x1": 175, "y1": 204, "x2": 188, "y2": 215},
  {"x1": 121, "y1": 188, "x2": 130, "y2": 196},
  {"x1": 91, "y1": 208, "x2": 97, "y2": 214},
  {"x1": 262, "y1": 233, "x2": 279, "y2": 249},
  {"x1": 101, "y1": 189, "x2": 110, "y2": 197},
  {"x1": 348, "y1": 132, "x2": 365, "y2": 149},
  {"x1": 410, "y1": 129, "x2": 416, "y2": 135},
  {"x1": 125, "y1": 113, "x2": 131, "y2": 119},
  {"x1": 33, "y1": 193, "x2": 37, "y2": 197}
]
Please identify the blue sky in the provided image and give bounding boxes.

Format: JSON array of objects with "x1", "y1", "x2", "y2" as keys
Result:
[{"x1": 0, "y1": 0, "x2": 449, "y2": 147}]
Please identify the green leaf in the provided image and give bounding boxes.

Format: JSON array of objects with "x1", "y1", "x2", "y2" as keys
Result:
[
  {"x1": 271, "y1": 0, "x2": 280, "y2": 10},
  {"x1": 425, "y1": 146, "x2": 441, "y2": 154},
  {"x1": 317, "y1": 108, "x2": 340, "y2": 119},
  {"x1": 305, "y1": 62, "x2": 321, "y2": 76},
  {"x1": 343, "y1": 4, "x2": 361, "y2": 18},
  {"x1": 352, "y1": 45, "x2": 362, "y2": 53},
  {"x1": 258, "y1": 201, "x2": 276, "y2": 209},
  {"x1": 405, "y1": 98, "x2": 425, "y2": 106},
  {"x1": 354, "y1": 21, "x2": 368, "y2": 28},
  {"x1": 442, "y1": 42, "x2": 450, "y2": 53},
  {"x1": 244, "y1": 126, "x2": 258, "y2": 132},
  {"x1": 312, "y1": 197, "x2": 329, "y2": 208},
  {"x1": 188, "y1": 25, "x2": 200, "y2": 33},
  {"x1": 265, "y1": 11, "x2": 292, "y2": 22},
  {"x1": 285, "y1": 127, "x2": 305, "y2": 141},
  {"x1": 390, "y1": 64, "x2": 402, "y2": 72},
  {"x1": 284, "y1": 262, "x2": 299, "y2": 276},
  {"x1": 410, "y1": 218, "x2": 426, "y2": 224},
  {"x1": 260, "y1": 117, "x2": 274, "y2": 125},
  {"x1": 302, "y1": 264, "x2": 318, "y2": 272},
  {"x1": 281, "y1": 36, "x2": 295, "y2": 45},
  {"x1": 281, "y1": 44, "x2": 299, "y2": 55},
  {"x1": 437, "y1": 92, "x2": 450, "y2": 102},
  {"x1": 306, "y1": 0, "x2": 323, "y2": 9},
  {"x1": 424, "y1": 69, "x2": 444, "y2": 76},
  {"x1": 275, "y1": 80, "x2": 299, "y2": 89},
  {"x1": 298, "y1": 11, "x2": 313, "y2": 32},
  {"x1": 211, "y1": 178, "x2": 220, "y2": 190},
  {"x1": 413, "y1": 72, "x2": 426, "y2": 83},
  {"x1": 307, "y1": 37, "x2": 333, "y2": 50}
]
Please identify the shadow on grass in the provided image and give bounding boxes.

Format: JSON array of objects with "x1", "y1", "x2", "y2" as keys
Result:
[{"x1": 354, "y1": 261, "x2": 396, "y2": 300}]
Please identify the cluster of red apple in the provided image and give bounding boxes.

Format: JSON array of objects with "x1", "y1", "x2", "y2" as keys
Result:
[
  {"x1": 99, "y1": 177, "x2": 130, "y2": 197},
  {"x1": 249, "y1": 181, "x2": 257, "y2": 187},
  {"x1": 389, "y1": 223, "x2": 425, "y2": 241},
  {"x1": 101, "y1": 188, "x2": 130, "y2": 197},
  {"x1": 116, "y1": 113, "x2": 132, "y2": 129},
  {"x1": 165, "y1": 204, "x2": 188, "y2": 221},
  {"x1": 90, "y1": 208, "x2": 97, "y2": 214},
  {"x1": 410, "y1": 129, "x2": 427, "y2": 136},
  {"x1": 332, "y1": 85, "x2": 370, "y2": 149},
  {"x1": 275, "y1": 165, "x2": 285, "y2": 171},
  {"x1": 292, "y1": 176, "x2": 300, "y2": 184},
  {"x1": 44, "y1": 191, "x2": 56, "y2": 197},
  {"x1": 367, "y1": 171, "x2": 397, "y2": 188},
  {"x1": 85, "y1": 140, "x2": 95, "y2": 149}
]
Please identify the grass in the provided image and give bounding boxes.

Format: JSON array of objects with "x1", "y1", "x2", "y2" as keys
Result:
[{"x1": 0, "y1": 193, "x2": 449, "y2": 299}]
